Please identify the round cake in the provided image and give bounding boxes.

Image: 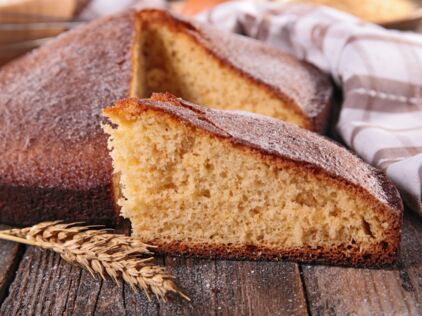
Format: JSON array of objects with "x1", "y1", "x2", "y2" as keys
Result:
[{"x1": 0, "y1": 9, "x2": 333, "y2": 226}]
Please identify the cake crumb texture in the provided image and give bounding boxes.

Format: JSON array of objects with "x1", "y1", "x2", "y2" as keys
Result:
[
  {"x1": 103, "y1": 95, "x2": 403, "y2": 265},
  {"x1": 133, "y1": 9, "x2": 333, "y2": 132}
]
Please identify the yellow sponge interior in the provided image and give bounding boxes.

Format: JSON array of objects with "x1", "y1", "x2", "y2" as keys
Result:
[
  {"x1": 131, "y1": 22, "x2": 309, "y2": 129},
  {"x1": 104, "y1": 109, "x2": 392, "y2": 259}
]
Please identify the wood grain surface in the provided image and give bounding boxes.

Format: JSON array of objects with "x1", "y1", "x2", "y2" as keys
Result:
[
  {"x1": 0, "y1": 250, "x2": 308, "y2": 315},
  {"x1": 0, "y1": 214, "x2": 420, "y2": 315},
  {"x1": 0, "y1": 225, "x2": 21, "y2": 304},
  {"x1": 0, "y1": 4, "x2": 421, "y2": 315},
  {"x1": 302, "y1": 212, "x2": 422, "y2": 316}
]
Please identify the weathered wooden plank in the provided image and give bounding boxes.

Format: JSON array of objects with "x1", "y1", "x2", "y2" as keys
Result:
[
  {"x1": 0, "y1": 225, "x2": 22, "y2": 304},
  {"x1": 131, "y1": 256, "x2": 307, "y2": 316},
  {"x1": 301, "y1": 212, "x2": 422, "y2": 316},
  {"x1": 94, "y1": 257, "x2": 164, "y2": 316},
  {"x1": 0, "y1": 247, "x2": 150, "y2": 316},
  {"x1": 0, "y1": 249, "x2": 307, "y2": 315},
  {"x1": 4, "y1": 214, "x2": 419, "y2": 316},
  {"x1": 0, "y1": 247, "x2": 80, "y2": 315},
  {"x1": 159, "y1": 256, "x2": 218, "y2": 315},
  {"x1": 213, "y1": 260, "x2": 307, "y2": 316},
  {"x1": 398, "y1": 213, "x2": 422, "y2": 316}
]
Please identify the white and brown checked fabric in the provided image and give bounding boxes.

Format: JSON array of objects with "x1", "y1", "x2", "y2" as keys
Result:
[{"x1": 198, "y1": 2, "x2": 422, "y2": 215}]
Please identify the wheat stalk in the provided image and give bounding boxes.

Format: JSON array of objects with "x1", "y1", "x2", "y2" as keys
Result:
[{"x1": 0, "y1": 221, "x2": 189, "y2": 302}]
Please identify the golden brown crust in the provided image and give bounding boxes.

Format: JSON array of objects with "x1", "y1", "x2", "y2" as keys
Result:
[
  {"x1": 0, "y1": 11, "x2": 137, "y2": 225},
  {"x1": 145, "y1": 239, "x2": 399, "y2": 266},
  {"x1": 105, "y1": 94, "x2": 403, "y2": 264},
  {"x1": 137, "y1": 9, "x2": 334, "y2": 132},
  {"x1": 0, "y1": 183, "x2": 116, "y2": 226}
]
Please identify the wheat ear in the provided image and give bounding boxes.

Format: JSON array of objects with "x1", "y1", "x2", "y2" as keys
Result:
[{"x1": 0, "y1": 221, "x2": 189, "y2": 302}]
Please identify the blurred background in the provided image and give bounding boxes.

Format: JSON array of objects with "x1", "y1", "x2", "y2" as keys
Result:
[{"x1": 0, "y1": 0, "x2": 421, "y2": 66}]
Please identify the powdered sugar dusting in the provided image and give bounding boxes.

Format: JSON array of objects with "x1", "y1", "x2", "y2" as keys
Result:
[
  {"x1": 190, "y1": 19, "x2": 333, "y2": 125},
  {"x1": 0, "y1": 11, "x2": 136, "y2": 189}
]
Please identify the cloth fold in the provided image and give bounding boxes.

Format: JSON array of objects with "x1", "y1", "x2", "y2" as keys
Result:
[{"x1": 198, "y1": 2, "x2": 422, "y2": 215}]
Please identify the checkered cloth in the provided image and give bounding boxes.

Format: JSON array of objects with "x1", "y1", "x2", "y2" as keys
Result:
[{"x1": 198, "y1": 2, "x2": 422, "y2": 215}]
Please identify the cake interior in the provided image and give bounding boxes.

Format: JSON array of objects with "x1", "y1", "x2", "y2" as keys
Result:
[
  {"x1": 104, "y1": 104, "x2": 394, "y2": 262},
  {"x1": 130, "y1": 16, "x2": 309, "y2": 129}
]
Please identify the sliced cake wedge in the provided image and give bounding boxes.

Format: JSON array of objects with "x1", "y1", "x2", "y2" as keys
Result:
[{"x1": 103, "y1": 93, "x2": 403, "y2": 265}]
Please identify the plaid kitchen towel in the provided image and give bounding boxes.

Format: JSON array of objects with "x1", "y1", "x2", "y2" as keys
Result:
[{"x1": 198, "y1": 1, "x2": 422, "y2": 215}]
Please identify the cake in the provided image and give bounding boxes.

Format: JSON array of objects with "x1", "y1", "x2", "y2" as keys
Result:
[
  {"x1": 0, "y1": 9, "x2": 332, "y2": 226},
  {"x1": 103, "y1": 94, "x2": 403, "y2": 265}
]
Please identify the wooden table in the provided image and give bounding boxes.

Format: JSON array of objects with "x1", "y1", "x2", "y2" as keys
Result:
[
  {"x1": 0, "y1": 15, "x2": 421, "y2": 313},
  {"x1": 0, "y1": 1, "x2": 421, "y2": 314},
  {"x1": 0, "y1": 211, "x2": 419, "y2": 315}
]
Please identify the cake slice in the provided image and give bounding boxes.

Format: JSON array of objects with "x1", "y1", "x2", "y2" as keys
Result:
[{"x1": 103, "y1": 94, "x2": 402, "y2": 265}]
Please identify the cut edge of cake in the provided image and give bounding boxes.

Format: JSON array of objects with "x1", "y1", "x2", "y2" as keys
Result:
[
  {"x1": 130, "y1": 9, "x2": 333, "y2": 132},
  {"x1": 102, "y1": 93, "x2": 402, "y2": 266}
]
